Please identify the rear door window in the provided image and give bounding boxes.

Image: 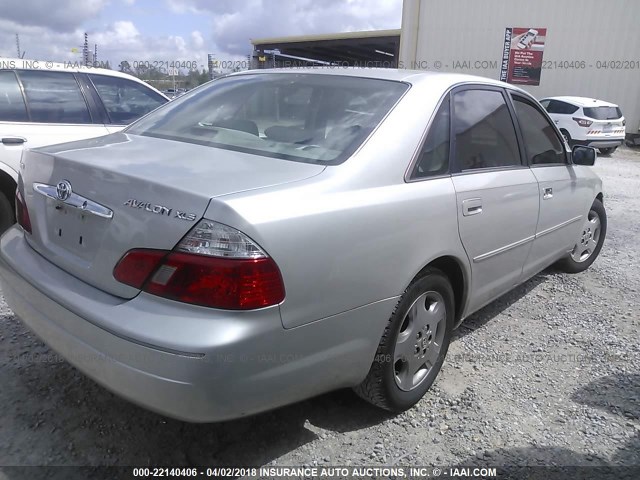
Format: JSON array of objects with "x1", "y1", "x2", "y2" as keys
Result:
[
  {"x1": 452, "y1": 89, "x2": 521, "y2": 170},
  {"x1": 0, "y1": 71, "x2": 28, "y2": 122},
  {"x1": 89, "y1": 74, "x2": 167, "y2": 125},
  {"x1": 17, "y1": 70, "x2": 91, "y2": 124},
  {"x1": 412, "y1": 96, "x2": 450, "y2": 178},
  {"x1": 545, "y1": 100, "x2": 578, "y2": 115}
]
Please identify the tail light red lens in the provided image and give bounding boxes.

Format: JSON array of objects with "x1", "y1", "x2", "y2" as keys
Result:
[
  {"x1": 113, "y1": 220, "x2": 286, "y2": 310},
  {"x1": 113, "y1": 249, "x2": 168, "y2": 289},
  {"x1": 144, "y1": 253, "x2": 285, "y2": 310},
  {"x1": 572, "y1": 117, "x2": 593, "y2": 127},
  {"x1": 15, "y1": 190, "x2": 32, "y2": 234}
]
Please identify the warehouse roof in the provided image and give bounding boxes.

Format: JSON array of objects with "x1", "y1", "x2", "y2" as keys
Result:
[{"x1": 251, "y1": 29, "x2": 401, "y2": 67}]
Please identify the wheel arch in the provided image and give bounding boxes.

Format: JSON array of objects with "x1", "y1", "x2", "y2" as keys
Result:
[
  {"x1": 0, "y1": 167, "x2": 17, "y2": 214},
  {"x1": 596, "y1": 192, "x2": 603, "y2": 205},
  {"x1": 411, "y1": 255, "x2": 469, "y2": 326}
]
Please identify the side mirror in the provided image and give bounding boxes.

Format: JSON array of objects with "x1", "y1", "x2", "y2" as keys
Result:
[{"x1": 572, "y1": 145, "x2": 597, "y2": 166}]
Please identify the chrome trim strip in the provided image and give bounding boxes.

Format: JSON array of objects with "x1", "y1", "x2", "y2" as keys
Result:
[
  {"x1": 473, "y1": 235, "x2": 535, "y2": 263},
  {"x1": 473, "y1": 215, "x2": 583, "y2": 263},
  {"x1": 33, "y1": 183, "x2": 114, "y2": 219},
  {"x1": 535, "y1": 215, "x2": 582, "y2": 239}
]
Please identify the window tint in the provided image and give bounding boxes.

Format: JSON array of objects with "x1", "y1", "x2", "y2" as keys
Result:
[
  {"x1": 127, "y1": 74, "x2": 408, "y2": 165},
  {"x1": 453, "y1": 89, "x2": 521, "y2": 170},
  {"x1": 0, "y1": 71, "x2": 28, "y2": 122},
  {"x1": 90, "y1": 74, "x2": 167, "y2": 124},
  {"x1": 413, "y1": 96, "x2": 449, "y2": 178},
  {"x1": 17, "y1": 71, "x2": 91, "y2": 124},
  {"x1": 513, "y1": 97, "x2": 565, "y2": 165},
  {"x1": 583, "y1": 106, "x2": 622, "y2": 120},
  {"x1": 545, "y1": 100, "x2": 579, "y2": 114}
]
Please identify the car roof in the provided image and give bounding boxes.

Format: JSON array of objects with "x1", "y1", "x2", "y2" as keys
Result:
[
  {"x1": 0, "y1": 57, "x2": 168, "y2": 99},
  {"x1": 229, "y1": 67, "x2": 529, "y2": 92},
  {"x1": 540, "y1": 96, "x2": 619, "y2": 108}
]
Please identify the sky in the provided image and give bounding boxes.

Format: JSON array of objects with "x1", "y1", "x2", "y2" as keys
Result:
[{"x1": 0, "y1": 0, "x2": 403, "y2": 71}]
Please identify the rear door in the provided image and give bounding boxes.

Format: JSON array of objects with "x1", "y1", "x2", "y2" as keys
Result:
[
  {"x1": 0, "y1": 70, "x2": 30, "y2": 175},
  {"x1": 16, "y1": 70, "x2": 109, "y2": 144},
  {"x1": 549, "y1": 100, "x2": 576, "y2": 129},
  {"x1": 509, "y1": 93, "x2": 591, "y2": 277},
  {"x1": 0, "y1": 70, "x2": 110, "y2": 167},
  {"x1": 450, "y1": 86, "x2": 540, "y2": 313}
]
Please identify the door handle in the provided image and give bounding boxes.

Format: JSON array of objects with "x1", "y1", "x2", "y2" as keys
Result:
[
  {"x1": 1, "y1": 137, "x2": 26, "y2": 145},
  {"x1": 543, "y1": 187, "x2": 553, "y2": 199},
  {"x1": 462, "y1": 198, "x2": 483, "y2": 216}
]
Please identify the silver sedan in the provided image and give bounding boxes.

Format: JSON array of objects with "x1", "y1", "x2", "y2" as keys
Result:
[{"x1": 0, "y1": 68, "x2": 606, "y2": 422}]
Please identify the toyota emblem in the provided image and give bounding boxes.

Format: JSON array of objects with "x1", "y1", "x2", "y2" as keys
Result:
[{"x1": 56, "y1": 180, "x2": 72, "y2": 201}]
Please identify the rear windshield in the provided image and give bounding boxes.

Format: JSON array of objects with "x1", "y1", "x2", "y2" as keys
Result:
[
  {"x1": 583, "y1": 106, "x2": 622, "y2": 120},
  {"x1": 127, "y1": 73, "x2": 409, "y2": 165}
]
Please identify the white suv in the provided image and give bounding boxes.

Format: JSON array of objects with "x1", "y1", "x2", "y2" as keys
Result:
[
  {"x1": 539, "y1": 96, "x2": 625, "y2": 156},
  {"x1": 0, "y1": 59, "x2": 168, "y2": 232}
]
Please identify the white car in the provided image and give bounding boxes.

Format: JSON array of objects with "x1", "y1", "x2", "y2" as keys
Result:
[
  {"x1": 0, "y1": 59, "x2": 168, "y2": 232},
  {"x1": 539, "y1": 96, "x2": 625, "y2": 156}
]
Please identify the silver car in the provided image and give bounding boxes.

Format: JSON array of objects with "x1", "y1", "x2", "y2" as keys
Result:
[{"x1": 0, "y1": 69, "x2": 606, "y2": 422}]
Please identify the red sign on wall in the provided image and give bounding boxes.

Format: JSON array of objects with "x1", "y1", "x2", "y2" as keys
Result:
[{"x1": 499, "y1": 27, "x2": 547, "y2": 86}]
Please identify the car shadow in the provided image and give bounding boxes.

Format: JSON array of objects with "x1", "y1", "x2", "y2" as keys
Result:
[
  {"x1": 452, "y1": 373, "x2": 640, "y2": 479},
  {"x1": 453, "y1": 268, "x2": 555, "y2": 341},
  {"x1": 6, "y1": 342, "x2": 391, "y2": 468},
  {"x1": 453, "y1": 445, "x2": 639, "y2": 480},
  {"x1": 571, "y1": 373, "x2": 639, "y2": 421}
]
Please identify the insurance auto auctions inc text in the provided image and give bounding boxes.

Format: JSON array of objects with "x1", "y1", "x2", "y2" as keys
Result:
[{"x1": 253, "y1": 466, "x2": 497, "y2": 478}]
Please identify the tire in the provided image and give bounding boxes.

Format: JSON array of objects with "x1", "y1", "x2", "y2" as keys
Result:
[
  {"x1": 560, "y1": 129, "x2": 572, "y2": 147},
  {"x1": 354, "y1": 268, "x2": 454, "y2": 412},
  {"x1": 557, "y1": 199, "x2": 606, "y2": 274},
  {"x1": 0, "y1": 192, "x2": 15, "y2": 235},
  {"x1": 598, "y1": 147, "x2": 617, "y2": 156}
]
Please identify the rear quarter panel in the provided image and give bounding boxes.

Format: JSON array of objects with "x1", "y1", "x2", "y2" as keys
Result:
[{"x1": 206, "y1": 78, "x2": 471, "y2": 329}]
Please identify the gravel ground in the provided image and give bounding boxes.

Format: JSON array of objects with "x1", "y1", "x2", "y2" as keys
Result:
[{"x1": 1, "y1": 147, "x2": 639, "y2": 477}]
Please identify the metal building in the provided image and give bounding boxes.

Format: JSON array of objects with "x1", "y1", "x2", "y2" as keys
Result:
[
  {"x1": 251, "y1": 30, "x2": 401, "y2": 69},
  {"x1": 399, "y1": 0, "x2": 640, "y2": 143}
]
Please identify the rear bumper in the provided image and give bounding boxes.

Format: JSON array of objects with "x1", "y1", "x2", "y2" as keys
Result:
[
  {"x1": 573, "y1": 138, "x2": 624, "y2": 149},
  {"x1": 0, "y1": 227, "x2": 394, "y2": 422}
]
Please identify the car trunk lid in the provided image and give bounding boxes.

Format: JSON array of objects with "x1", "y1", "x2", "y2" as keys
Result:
[{"x1": 20, "y1": 133, "x2": 325, "y2": 299}]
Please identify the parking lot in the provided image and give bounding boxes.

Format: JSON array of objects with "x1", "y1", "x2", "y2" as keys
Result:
[{"x1": 0, "y1": 148, "x2": 638, "y2": 470}]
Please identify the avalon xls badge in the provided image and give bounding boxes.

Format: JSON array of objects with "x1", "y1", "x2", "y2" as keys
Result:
[{"x1": 123, "y1": 199, "x2": 197, "y2": 221}]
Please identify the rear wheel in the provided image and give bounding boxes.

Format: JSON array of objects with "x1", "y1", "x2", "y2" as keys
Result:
[
  {"x1": 598, "y1": 147, "x2": 617, "y2": 156},
  {"x1": 560, "y1": 129, "x2": 572, "y2": 147},
  {"x1": 354, "y1": 268, "x2": 454, "y2": 412},
  {"x1": 557, "y1": 199, "x2": 606, "y2": 273},
  {"x1": 0, "y1": 192, "x2": 15, "y2": 235}
]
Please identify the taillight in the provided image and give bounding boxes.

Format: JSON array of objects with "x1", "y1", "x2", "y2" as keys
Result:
[
  {"x1": 113, "y1": 249, "x2": 168, "y2": 288},
  {"x1": 572, "y1": 117, "x2": 593, "y2": 127},
  {"x1": 113, "y1": 220, "x2": 285, "y2": 310},
  {"x1": 144, "y1": 253, "x2": 284, "y2": 309},
  {"x1": 15, "y1": 190, "x2": 32, "y2": 234}
]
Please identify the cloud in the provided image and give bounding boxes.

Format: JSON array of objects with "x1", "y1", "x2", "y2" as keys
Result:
[
  {"x1": 0, "y1": 0, "x2": 108, "y2": 32},
  {"x1": 0, "y1": 0, "x2": 402, "y2": 69},
  {"x1": 168, "y1": 0, "x2": 403, "y2": 55}
]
